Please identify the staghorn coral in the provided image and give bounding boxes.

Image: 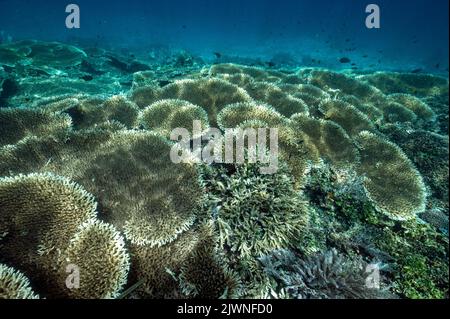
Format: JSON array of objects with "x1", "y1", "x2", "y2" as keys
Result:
[
  {"x1": 0, "y1": 108, "x2": 71, "y2": 147},
  {"x1": 158, "y1": 78, "x2": 252, "y2": 126},
  {"x1": 200, "y1": 161, "x2": 310, "y2": 260},
  {"x1": 355, "y1": 131, "x2": 427, "y2": 220},
  {"x1": 318, "y1": 99, "x2": 375, "y2": 137},
  {"x1": 140, "y1": 99, "x2": 209, "y2": 138},
  {"x1": 264, "y1": 87, "x2": 309, "y2": 117},
  {"x1": 259, "y1": 248, "x2": 392, "y2": 299},
  {"x1": 60, "y1": 220, "x2": 130, "y2": 299},
  {"x1": 217, "y1": 102, "x2": 286, "y2": 130},
  {"x1": 178, "y1": 223, "x2": 242, "y2": 299},
  {"x1": 0, "y1": 264, "x2": 39, "y2": 299},
  {"x1": 0, "y1": 120, "x2": 126, "y2": 178},
  {"x1": 289, "y1": 114, "x2": 360, "y2": 168}
]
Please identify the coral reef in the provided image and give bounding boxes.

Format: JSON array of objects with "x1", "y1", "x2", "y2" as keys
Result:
[{"x1": 0, "y1": 40, "x2": 448, "y2": 299}]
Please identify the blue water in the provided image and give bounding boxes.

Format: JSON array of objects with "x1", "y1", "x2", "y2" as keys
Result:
[{"x1": 0, "y1": 0, "x2": 449, "y2": 72}]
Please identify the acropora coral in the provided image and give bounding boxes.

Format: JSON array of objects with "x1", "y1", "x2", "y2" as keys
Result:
[{"x1": 0, "y1": 42, "x2": 447, "y2": 300}]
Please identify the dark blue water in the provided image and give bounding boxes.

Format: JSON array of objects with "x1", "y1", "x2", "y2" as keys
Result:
[{"x1": 0, "y1": 0, "x2": 448, "y2": 72}]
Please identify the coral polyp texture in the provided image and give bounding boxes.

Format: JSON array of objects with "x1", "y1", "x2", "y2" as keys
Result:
[
  {"x1": 157, "y1": 78, "x2": 252, "y2": 126},
  {"x1": 0, "y1": 39, "x2": 448, "y2": 299},
  {"x1": 0, "y1": 264, "x2": 39, "y2": 299},
  {"x1": 61, "y1": 220, "x2": 130, "y2": 299},
  {"x1": 355, "y1": 131, "x2": 427, "y2": 220},
  {"x1": 140, "y1": 99, "x2": 209, "y2": 138}
]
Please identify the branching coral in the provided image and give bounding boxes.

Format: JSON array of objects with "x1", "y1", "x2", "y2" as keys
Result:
[
  {"x1": 259, "y1": 249, "x2": 392, "y2": 299},
  {"x1": 381, "y1": 125, "x2": 449, "y2": 207},
  {"x1": 61, "y1": 220, "x2": 130, "y2": 299},
  {"x1": 58, "y1": 95, "x2": 139, "y2": 130},
  {"x1": 200, "y1": 161, "x2": 310, "y2": 260},
  {"x1": 355, "y1": 131, "x2": 427, "y2": 220},
  {"x1": 0, "y1": 108, "x2": 71, "y2": 147},
  {"x1": 140, "y1": 99, "x2": 209, "y2": 138},
  {"x1": 158, "y1": 78, "x2": 252, "y2": 126},
  {"x1": 0, "y1": 264, "x2": 39, "y2": 299}
]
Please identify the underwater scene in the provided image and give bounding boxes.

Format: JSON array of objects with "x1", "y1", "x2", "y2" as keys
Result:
[{"x1": 0, "y1": 0, "x2": 449, "y2": 300}]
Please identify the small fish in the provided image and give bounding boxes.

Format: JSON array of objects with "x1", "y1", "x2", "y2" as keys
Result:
[
  {"x1": 80, "y1": 75, "x2": 94, "y2": 81},
  {"x1": 266, "y1": 61, "x2": 276, "y2": 67},
  {"x1": 339, "y1": 57, "x2": 351, "y2": 63},
  {"x1": 362, "y1": 54, "x2": 368, "y2": 58},
  {"x1": 411, "y1": 68, "x2": 422, "y2": 73},
  {"x1": 213, "y1": 52, "x2": 222, "y2": 59},
  {"x1": 435, "y1": 63, "x2": 440, "y2": 69}
]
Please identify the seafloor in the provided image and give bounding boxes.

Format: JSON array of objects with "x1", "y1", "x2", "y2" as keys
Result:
[{"x1": 0, "y1": 40, "x2": 448, "y2": 299}]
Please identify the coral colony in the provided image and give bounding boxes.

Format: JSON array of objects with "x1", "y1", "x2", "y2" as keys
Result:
[{"x1": 0, "y1": 18, "x2": 448, "y2": 299}]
